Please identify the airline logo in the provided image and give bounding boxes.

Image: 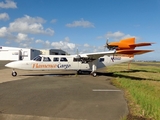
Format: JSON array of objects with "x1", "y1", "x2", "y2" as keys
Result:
[
  {"x1": 111, "y1": 56, "x2": 121, "y2": 62},
  {"x1": 32, "y1": 63, "x2": 71, "y2": 69},
  {"x1": 57, "y1": 64, "x2": 71, "y2": 69}
]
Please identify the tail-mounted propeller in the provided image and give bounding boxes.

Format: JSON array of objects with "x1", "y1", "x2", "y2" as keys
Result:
[
  {"x1": 104, "y1": 39, "x2": 109, "y2": 51},
  {"x1": 104, "y1": 39, "x2": 118, "y2": 50}
]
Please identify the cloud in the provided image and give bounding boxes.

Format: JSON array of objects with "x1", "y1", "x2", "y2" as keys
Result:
[
  {"x1": 0, "y1": 27, "x2": 8, "y2": 37},
  {"x1": 0, "y1": 15, "x2": 55, "y2": 47},
  {"x1": 45, "y1": 40, "x2": 50, "y2": 46},
  {"x1": 0, "y1": 0, "x2": 17, "y2": 9},
  {"x1": 105, "y1": 31, "x2": 125, "y2": 39},
  {"x1": 35, "y1": 39, "x2": 44, "y2": 44},
  {"x1": 35, "y1": 39, "x2": 51, "y2": 48},
  {"x1": 16, "y1": 33, "x2": 28, "y2": 43},
  {"x1": 51, "y1": 19, "x2": 57, "y2": 24},
  {"x1": 34, "y1": 37, "x2": 76, "y2": 54},
  {"x1": 0, "y1": 13, "x2": 9, "y2": 20},
  {"x1": 84, "y1": 43, "x2": 90, "y2": 47},
  {"x1": 66, "y1": 18, "x2": 95, "y2": 28},
  {"x1": 51, "y1": 41, "x2": 76, "y2": 50},
  {"x1": 15, "y1": 33, "x2": 34, "y2": 47},
  {"x1": 105, "y1": 31, "x2": 136, "y2": 41},
  {"x1": 8, "y1": 15, "x2": 54, "y2": 35}
]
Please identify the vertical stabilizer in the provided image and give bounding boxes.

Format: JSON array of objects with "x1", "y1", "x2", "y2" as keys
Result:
[{"x1": 120, "y1": 37, "x2": 135, "y2": 44}]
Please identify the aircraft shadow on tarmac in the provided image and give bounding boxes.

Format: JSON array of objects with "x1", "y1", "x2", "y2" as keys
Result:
[
  {"x1": 112, "y1": 69, "x2": 159, "y2": 81},
  {"x1": 19, "y1": 71, "x2": 114, "y2": 77},
  {"x1": 19, "y1": 69, "x2": 158, "y2": 81},
  {"x1": 118, "y1": 69, "x2": 157, "y2": 73},
  {"x1": 20, "y1": 73, "x2": 76, "y2": 76}
]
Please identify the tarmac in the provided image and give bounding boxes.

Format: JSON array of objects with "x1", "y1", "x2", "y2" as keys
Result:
[{"x1": 0, "y1": 61, "x2": 128, "y2": 120}]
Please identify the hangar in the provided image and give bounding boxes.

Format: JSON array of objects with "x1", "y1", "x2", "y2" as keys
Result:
[
  {"x1": 40, "y1": 49, "x2": 68, "y2": 55},
  {"x1": 0, "y1": 47, "x2": 67, "y2": 61},
  {"x1": 0, "y1": 46, "x2": 41, "y2": 61}
]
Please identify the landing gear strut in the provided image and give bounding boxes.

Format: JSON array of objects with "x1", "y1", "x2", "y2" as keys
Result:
[
  {"x1": 91, "y1": 61, "x2": 97, "y2": 77},
  {"x1": 12, "y1": 69, "x2": 17, "y2": 77}
]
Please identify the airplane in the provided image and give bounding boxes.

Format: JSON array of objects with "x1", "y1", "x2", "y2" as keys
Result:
[{"x1": 5, "y1": 37, "x2": 154, "y2": 77}]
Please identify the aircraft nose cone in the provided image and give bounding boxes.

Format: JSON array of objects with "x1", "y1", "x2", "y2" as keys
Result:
[{"x1": 5, "y1": 62, "x2": 15, "y2": 68}]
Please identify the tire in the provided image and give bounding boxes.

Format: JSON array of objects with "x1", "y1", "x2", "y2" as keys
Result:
[
  {"x1": 77, "y1": 70, "x2": 82, "y2": 75},
  {"x1": 12, "y1": 72, "x2": 17, "y2": 77},
  {"x1": 92, "y1": 72, "x2": 97, "y2": 77}
]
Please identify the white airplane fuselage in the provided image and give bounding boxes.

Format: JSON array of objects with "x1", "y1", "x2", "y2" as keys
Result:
[{"x1": 5, "y1": 54, "x2": 133, "y2": 71}]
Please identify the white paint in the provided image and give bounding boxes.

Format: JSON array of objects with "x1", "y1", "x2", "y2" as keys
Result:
[{"x1": 92, "y1": 89, "x2": 121, "y2": 92}]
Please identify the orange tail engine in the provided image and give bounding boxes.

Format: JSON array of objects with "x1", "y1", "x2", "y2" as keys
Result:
[
  {"x1": 107, "y1": 37, "x2": 154, "y2": 55},
  {"x1": 108, "y1": 37, "x2": 135, "y2": 50}
]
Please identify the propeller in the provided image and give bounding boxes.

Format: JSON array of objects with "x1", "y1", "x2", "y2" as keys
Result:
[
  {"x1": 104, "y1": 38, "x2": 118, "y2": 50},
  {"x1": 104, "y1": 38, "x2": 110, "y2": 51}
]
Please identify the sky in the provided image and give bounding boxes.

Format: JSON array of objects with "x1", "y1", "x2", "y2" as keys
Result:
[{"x1": 0, "y1": 0, "x2": 160, "y2": 60}]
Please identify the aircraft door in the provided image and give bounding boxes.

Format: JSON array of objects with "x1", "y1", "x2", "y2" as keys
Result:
[{"x1": 72, "y1": 57, "x2": 82, "y2": 70}]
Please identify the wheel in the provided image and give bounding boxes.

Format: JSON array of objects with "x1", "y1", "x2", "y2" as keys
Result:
[
  {"x1": 12, "y1": 72, "x2": 17, "y2": 77},
  {"x1": 92, "y1": 72, "x2": 97, "y2": 77},
  {"x1": 77, "y1": 70, "x2": 82, "y2": 75}
]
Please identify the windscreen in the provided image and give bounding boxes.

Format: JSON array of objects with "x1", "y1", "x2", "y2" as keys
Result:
[{"x1": 32, "y1": 56, "x2": 42, "y2": 61}]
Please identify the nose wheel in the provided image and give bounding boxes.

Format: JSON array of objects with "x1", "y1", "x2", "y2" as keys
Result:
[{"x1": 12, "y1": 70, "x2": 17, "y2": 77}]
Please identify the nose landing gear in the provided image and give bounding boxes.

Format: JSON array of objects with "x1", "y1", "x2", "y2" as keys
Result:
[{"x1": 12, "y1": 69, "x2": 17, "y2": 77}]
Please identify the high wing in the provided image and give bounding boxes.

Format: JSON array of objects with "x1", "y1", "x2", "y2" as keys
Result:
[
  {"x1": 79, "y1": 50, "x2": 116, "y2": 59},
  {"x1": 79, "y1": 49, "x2": 153, "y2": 60}
]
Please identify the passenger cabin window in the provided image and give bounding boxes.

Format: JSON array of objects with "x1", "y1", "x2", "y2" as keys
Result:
[
  {"x1": 33, "y1": 56, "x2": 42, "y2": 61},
  {"x1": 43, "y1": 57, "x2": 51, "y2": 62},
  {"x1": 60, "y1": 57, "x2": 68, "y2": 62},
  {"x1": 53, "y1": 57, "x2": 59, "y2": 62},
  {"x1": 99, "y1": 58, "x2": 104, "y2": 62}
]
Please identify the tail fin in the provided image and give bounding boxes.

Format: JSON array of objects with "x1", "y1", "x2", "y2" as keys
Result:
[
  {"x1": 108, "y1": 37, "x2": 153, "y2": 50},
  {"x1": 108, "y1": 37, "x2": 154, "y2": 55}
]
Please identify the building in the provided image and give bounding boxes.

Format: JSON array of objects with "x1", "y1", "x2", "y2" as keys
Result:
[
  {"x1": 0, "y1": 46, "x2": 68, "y2": 61},
  {"x1": 40, "y1": 49, "x2": 68, "y2": 55},
  {"x1": 0, "y1": 46, "x2": 41, "y2": 61}
]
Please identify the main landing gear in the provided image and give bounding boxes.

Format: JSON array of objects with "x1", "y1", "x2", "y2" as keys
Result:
[
  {"x1": 91, "y1": 72, "x2": 97, "y2": 77},
  {"x1": 12, "y1": 69, "x2": 17, "y2": 77},
  {"x1": 77, "y1": 63, "x2": 98, "y2": 77},
  {"x1": 91, "y1": 61, "x2": 97, "y2": 77},
  {"x1": 77, "y1": 70, "x2": 97, "y2": 77}
]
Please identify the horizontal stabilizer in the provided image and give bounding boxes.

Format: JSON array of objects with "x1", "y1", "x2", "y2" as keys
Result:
[
  {"x1": 116, "y1": 49, "x2": 154, "y2": 55},
  {"x1": 129, "y1": 43, "x2": 153, "y2": 47},
  {"x1": 108, "y1": 37, "x2": 153, "y2": 50}
]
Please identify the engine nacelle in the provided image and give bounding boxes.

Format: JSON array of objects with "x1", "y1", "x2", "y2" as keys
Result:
[{"x1": 108, "y1": 38, "x2": 135, "y2": 50}]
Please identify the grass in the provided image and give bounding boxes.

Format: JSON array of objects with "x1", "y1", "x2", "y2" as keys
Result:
[{"x1": 107, "y1": 62, "x2": 160, "y2": 120}]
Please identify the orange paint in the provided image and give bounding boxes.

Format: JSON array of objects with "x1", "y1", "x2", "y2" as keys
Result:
[
  {"x1": 108, "y1": 38, "x2": 153, "y2": 54},
  {"x1": 32, "y1": 63, "x2": 57, "y2": 68}
]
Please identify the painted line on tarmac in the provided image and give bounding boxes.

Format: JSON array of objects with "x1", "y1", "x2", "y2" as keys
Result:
[{"x1": 92, "y1": 89, "x2": 121, "y2": 92}]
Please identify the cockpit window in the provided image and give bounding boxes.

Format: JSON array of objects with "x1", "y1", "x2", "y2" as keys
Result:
[
  {"x1": 33, "y1": 56, "x2": 42, "y2": 61},
  {"x1": 60, "y1": 57, "x2": 68, "y2": 62},
  {"x1": 43, "y1": 57, "x2": 51, "y2": 62}
]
